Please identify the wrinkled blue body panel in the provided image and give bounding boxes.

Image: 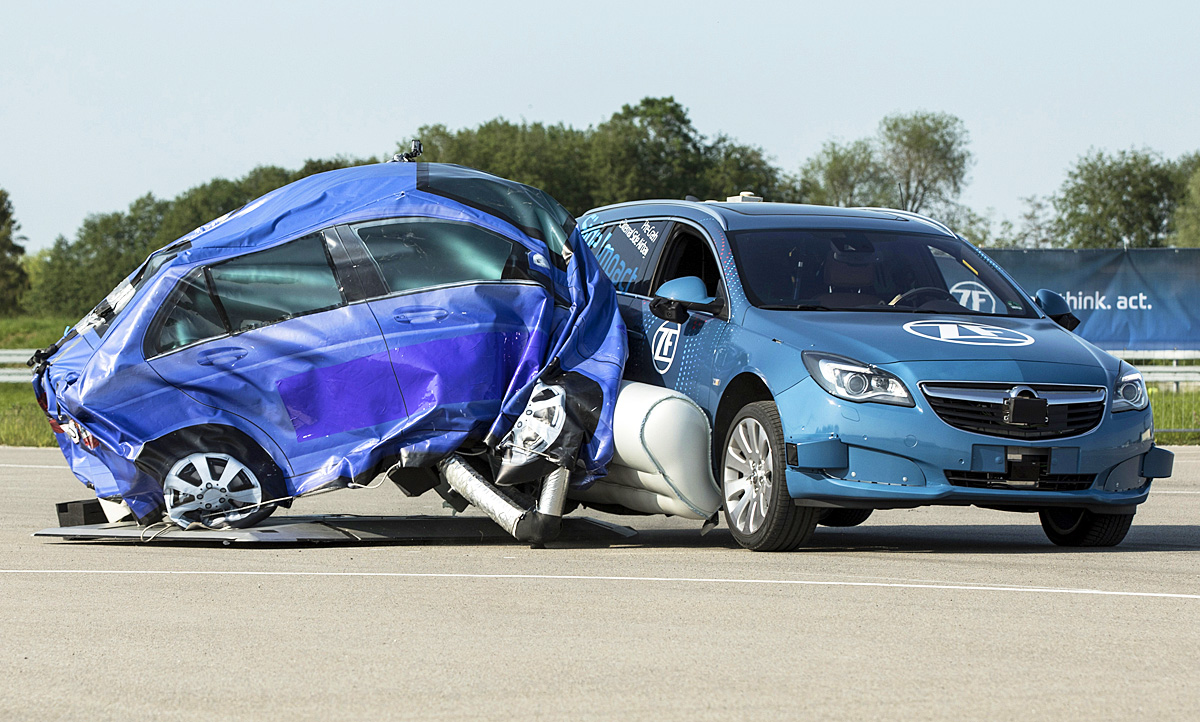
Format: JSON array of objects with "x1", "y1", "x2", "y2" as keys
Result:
[
  {"x1": 581, "y1": 201, "x2": 1171, "y2": 514},
  {"x1": 36, "y1": 163, "x2": 625, "y2": 520}
]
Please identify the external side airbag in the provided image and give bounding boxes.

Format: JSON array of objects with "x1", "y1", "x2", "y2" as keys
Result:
[{"x1": 570, "y1": 381, "x2": 721, "y2": 519}]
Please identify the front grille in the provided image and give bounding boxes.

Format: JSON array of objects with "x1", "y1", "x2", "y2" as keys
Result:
[
  {"x1": 946, "y1": 471, "x2": 1096, "y2": 491},
  {"x1": 922, "y1": 382, "x2": 1106, "y2": 440}
]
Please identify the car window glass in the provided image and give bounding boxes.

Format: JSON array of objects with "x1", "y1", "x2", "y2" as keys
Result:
[
  {"x1": 728, "y1": 229, "x2": 1031, "y2": 316},
  {"x1": 581, "y1": 220, "x2": 668, "y2": 295},
  {"x1": 352, "y1": 218, "x2": 515, "y2": 295},
  {"x1": 653, "y1": 228, "x2": 721, "y2": 298},
  {"x1": 416, "y1": 164, "x2": 574, "y2": 257},
  {"x1": 152, "y1": 269, "x2": 226, "y2": 356},
  {"x1": 208, "y1": 233, "x2": 344, "y2": 332}
]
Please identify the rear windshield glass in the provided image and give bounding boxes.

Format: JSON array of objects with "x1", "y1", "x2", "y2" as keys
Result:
[
  {"x1": 77, "y1": 244, "x2": 187, "y2": 339},
  {"x1": 728, "y1": 229, "x2": 1033, "y2": 317}
]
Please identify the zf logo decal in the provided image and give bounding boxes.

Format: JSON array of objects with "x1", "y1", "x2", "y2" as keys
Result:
[
  {"x1": 903, "y1": 320, "x2": 1034, "y2": 346},
  {"x1": 652, "y1": 322, "x2": 680, "y2": 374},
  {"x1": 949, "y1": 280, "x2": 998, "y2": 313}
]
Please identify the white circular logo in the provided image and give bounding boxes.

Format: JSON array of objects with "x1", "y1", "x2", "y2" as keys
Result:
[
  {"x1": 949, "y1": 280, "x2": 997, "y2": 314},
  {"x1": 651, "y1": 322, "x2": 681, "y2": 374},
  {"x1": 903, "y1": 320, "x2": 1034, "y2": 346}
]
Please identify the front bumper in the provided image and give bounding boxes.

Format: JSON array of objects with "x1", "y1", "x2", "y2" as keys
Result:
[{"x1": 776, "y1": 377, "x2": 1171, "y2": 514}]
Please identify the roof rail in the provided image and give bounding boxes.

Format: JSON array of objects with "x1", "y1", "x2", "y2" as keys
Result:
[
  {"x1": 587, "y1": 199, "x2": 729, "y2": 231},
  {"x1": 853, "y1": 207, "x2": 956, "y2": 237}
]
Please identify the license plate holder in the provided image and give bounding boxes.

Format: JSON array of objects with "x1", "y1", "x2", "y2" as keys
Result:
[{"x1": 1003, "y1": 396, "x2": 1048, "y2": 425}]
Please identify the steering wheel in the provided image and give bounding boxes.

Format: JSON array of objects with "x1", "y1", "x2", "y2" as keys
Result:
[{"x1": 889, "y1": 286, "x2": 959, "y2": 307}]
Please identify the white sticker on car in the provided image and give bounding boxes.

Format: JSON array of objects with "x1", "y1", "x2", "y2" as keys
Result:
[
  {"x1": 652, "y1": 321, "x2": 680, "y2": 374},
  {"x1": 903, "y1": 320, "x2": 1034, "y2": 346},
  {"x1": 949, "y1": 280, "x2": 998, "y2": 314}
]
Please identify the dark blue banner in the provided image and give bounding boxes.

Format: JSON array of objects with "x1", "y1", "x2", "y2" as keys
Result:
[{"x1": 986, "y1": 248, "x2": 1200, "y2": 351}]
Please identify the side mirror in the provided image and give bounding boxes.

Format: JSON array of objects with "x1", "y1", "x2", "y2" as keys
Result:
[
  {"x1": 650, "y1": 276, "x2": 725, "y2": 323},
  {"x1": 1035, "y1": 289, "x2": 1080, "y2": 332}
]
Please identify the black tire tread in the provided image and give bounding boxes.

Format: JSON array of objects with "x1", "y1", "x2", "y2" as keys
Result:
[
  {"x1": 724, "y1": 401, "x2": 819, "y2": 552},
  {"x1": 1039, "y1": 509, "x2": 1133, "y2": 547}
]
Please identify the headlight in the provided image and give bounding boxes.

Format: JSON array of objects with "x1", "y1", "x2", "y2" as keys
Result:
[
  {"x1": 802, "y1": 352, "x2": 914, "y2": 407},
  {"x1": 1112, "y1": 362, "x2": 1148, "y2": 413}
]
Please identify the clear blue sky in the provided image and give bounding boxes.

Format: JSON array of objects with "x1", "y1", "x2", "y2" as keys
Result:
[{"x1": 3, "y1": 0, "x2": 1198, "y2": 252}]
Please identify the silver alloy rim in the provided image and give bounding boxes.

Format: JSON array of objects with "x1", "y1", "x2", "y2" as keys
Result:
[
  {"x1": 163, "y1": 452, "x2": 262, "y2": 528},
  {"x1": 723, "y1": 417, "x2": 773, "y2": 535}
]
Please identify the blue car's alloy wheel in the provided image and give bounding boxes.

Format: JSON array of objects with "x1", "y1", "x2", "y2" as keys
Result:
[
  {"x1": 721, "y1": 401, "x2": 819, "y2": 551},
  {"x1": 163, "y1": 451, "x2": 275, "y2": 529}
]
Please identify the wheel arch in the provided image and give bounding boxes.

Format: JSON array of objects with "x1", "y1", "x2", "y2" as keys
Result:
[
  {"x1": 136, "y1": 423, "x2": 289, "y2": 500},
  {"x1": 713, "y1": 372, "x2": 774, "y2": 470}
]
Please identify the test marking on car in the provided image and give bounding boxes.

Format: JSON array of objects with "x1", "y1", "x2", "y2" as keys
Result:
[
  {"x1": 1, "y1": 569, "x2": 1197, "y2": 600},
  {"x1": 651, "y1": 321, "x2": 680, "y2": 374},
  {"x1": 901, "y1": 319, "x2": 1035, "y2": 346}
]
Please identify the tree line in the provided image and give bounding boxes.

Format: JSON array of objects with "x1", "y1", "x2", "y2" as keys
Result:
[{"x1": 3, "y1": 96, "x2": 1199, "y2": 318}]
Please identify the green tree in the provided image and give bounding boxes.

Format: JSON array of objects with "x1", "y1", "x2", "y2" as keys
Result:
[
  {"x1": 0, "y1": 189, "x2": 29, "y2": 315},
  {"x1": 1172, "y1": 166, "x2": 1200, "y2": 247},
  {"x1": 587, "y1": 97, "x2": 709, "y2": 207},
  {"x1": 414, "y1": 119, "x2": 593, "y2": 213},
  {"x1": 1051, "y1": 149, "x2": 1181, "y2": 248},
  {"x1": 878, "y1": 111, "x2": 973, "y2": 214},
  {"x1": 798, "y1": 139, "x2": 896, "y2": 208}
]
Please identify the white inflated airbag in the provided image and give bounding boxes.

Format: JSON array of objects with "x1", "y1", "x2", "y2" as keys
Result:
[{"x1": 571, "y1": 381, "x2": 721, "y2": 520}]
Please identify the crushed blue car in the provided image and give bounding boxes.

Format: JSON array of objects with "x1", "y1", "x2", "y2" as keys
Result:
[
  {"x1": 31, "y1": 160, "x2": 626, "y2": 541},
  {"x1": 580, "y1": 196, "x2": 1174, "y2": 550}
]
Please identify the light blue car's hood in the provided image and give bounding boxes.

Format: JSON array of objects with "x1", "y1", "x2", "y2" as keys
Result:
[{"x1": 743, "y1": 309, "x2": 1117, "y2": 373}]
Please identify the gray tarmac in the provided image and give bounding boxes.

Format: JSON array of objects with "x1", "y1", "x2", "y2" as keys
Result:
[{"x1": 2, "y1": 445, "x2": 1198, "y2": 721}]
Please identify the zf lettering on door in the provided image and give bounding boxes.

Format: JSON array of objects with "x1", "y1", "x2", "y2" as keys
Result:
[{"x1": 652, "y1": 322, "x2": 680, "y2": 374}]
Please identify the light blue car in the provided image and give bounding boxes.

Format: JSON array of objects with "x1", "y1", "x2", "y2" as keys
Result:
[{"x1": 579, "y1": 198, "x2": 1174, "y2": 551}]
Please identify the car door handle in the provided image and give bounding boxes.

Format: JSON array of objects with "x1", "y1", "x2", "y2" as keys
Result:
[
  {"x1": 393, "y1": 308, "x2": 449, "y2": 324},
  {"x1": 197, "y1": 347, "x2": 248, "y2": 367}
]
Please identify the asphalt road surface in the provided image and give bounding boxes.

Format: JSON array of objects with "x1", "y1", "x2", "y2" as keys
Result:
[{"x1": 2, "y1": 445, "x2": 1198, "y2": 721}]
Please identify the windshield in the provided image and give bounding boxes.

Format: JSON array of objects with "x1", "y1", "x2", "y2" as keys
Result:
[{"x1": 728, "y1": 229, "x2": 1034, "y2": 317}]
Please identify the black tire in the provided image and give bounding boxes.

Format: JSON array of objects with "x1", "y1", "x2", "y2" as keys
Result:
[
  {"x1": 149, "y1": 435, "x2": 282, "y2": 529},
  {"x1": 819, "y1": 509, "x2": 874, "y2": 527},
  {"x1": 720, "y1": 401, "x2": 819, "y2": 551},
  {"x1": 1039, "y1": 508, "x2": 1134, "y2": 547}
]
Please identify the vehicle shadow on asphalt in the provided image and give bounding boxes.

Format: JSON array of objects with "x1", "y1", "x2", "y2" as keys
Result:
[{"x1": 606, "y1": 524, "x2": 1200, "y2": 554}]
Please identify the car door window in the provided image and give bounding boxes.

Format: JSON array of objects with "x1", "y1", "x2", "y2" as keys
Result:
[
  {"x1": 653, "y1": 227, "x2": 723, "y2": 300},
  {"x1": 208, "y1": 233, "x2": 344, "y2": 332},
  {"x1": 580, "y1": 219, "x2": 669, "y2": 296},
  {"x1": 148, "y1": 269, "x2": 227, "y2": 356},
  {"x1": 352, "y1": 218, "x2": 515, "y2": 295}
]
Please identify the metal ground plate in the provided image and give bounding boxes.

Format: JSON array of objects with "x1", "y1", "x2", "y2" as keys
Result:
[{"x1": 35, "y1": 514, "x2": 638, "y2": 545}]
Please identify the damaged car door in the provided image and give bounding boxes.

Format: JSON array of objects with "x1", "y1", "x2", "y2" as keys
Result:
[{"x1": 144, "y1": 231, "x2": 409, "y2": 476}]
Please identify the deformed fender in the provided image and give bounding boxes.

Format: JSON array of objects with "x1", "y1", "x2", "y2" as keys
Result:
[{"x1": 1141, "y1": 445, "x2": 1174, "y2": 479}]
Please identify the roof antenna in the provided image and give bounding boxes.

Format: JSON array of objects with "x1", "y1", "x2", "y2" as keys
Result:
[{"x1": 389, "y1": 139, "x2": 423, "y2": 163}]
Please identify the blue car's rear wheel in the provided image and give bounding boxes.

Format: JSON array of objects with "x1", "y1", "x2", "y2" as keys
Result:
[
  {"x1": 162, "y1": 451, "x2": 276, "y2": 529},
  {"x1": 721, "y1": 401, "x2": 819, "y2": 551}
]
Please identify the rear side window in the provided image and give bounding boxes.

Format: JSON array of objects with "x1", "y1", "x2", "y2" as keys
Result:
[
  {"x1": 579, "y1": 219, "x2": 668, "y2": 295},
  {"x1": 150, "y1": 269, "x2": 226, "y2": 356},
  {"x1": 352, "y1": 218, "x2": 514, "y2": 295},
  {"x1": 209, "y1": 234, "x2": 344, "y2": 332}
]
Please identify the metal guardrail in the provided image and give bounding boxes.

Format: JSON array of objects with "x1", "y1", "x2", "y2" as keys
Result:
[
  {"x1": 0, "y1": 349, "x2": 34, "y2": 364},
  {"x1": 0, "y1": 349, "x2": 34, "y2": 383}
]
